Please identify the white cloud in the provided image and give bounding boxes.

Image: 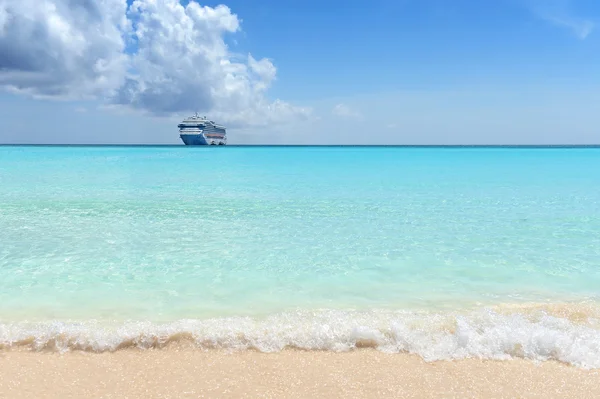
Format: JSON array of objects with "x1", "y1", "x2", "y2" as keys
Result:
[
  {"x1": 0, "y1": 5, "x2": 9, "y2": 35},
  {"x1": 529, "y1": 0, "x2": 595, "y2": 39},
  {"x1": 0, "y1": 0, "x2": 129, "y2": 99},
  {"x1": 542, "y1": 15, "x2": 594, "y2": 39},
  {"x1": 331, "y1": 103, "x2": 362, "y2": 119},
  {"x1": 0, "y1": 0, "x2": 309, "y2": 128}
]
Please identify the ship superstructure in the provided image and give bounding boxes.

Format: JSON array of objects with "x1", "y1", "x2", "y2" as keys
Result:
[{"x1": 178, "y1": 113, "x2": 227, "y2": 145}]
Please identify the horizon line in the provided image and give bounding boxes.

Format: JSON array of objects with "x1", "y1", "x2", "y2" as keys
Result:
[{"x1": 1, "y1": 144, "x2": 599, "y2": 148}]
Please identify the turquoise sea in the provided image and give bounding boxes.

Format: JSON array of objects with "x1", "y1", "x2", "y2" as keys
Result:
[{"x1": 1, "y1": 146, "x2": 600, "y2": 367}]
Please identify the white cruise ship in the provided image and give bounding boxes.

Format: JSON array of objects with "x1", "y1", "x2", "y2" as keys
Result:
[{"x1": 178, "y1": 113, "x2": 227, "y2": 145}]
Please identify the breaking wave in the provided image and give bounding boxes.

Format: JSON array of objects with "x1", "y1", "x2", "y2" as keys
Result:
[{"x1": 2, "y1": 305, "x2": 600, "y2": 369}]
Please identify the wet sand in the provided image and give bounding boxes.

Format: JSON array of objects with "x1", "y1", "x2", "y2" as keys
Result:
[{"x1": 1, "y1": 350, "x2": 600, "y2": 398}]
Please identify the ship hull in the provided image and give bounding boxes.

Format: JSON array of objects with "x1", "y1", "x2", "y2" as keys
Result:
[{"x1": 180, "y1": 134, "x2": 226, "y2": 146}]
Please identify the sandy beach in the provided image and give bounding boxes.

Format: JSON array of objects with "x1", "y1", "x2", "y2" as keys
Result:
[{"x1": 2, "y1": 349, "x2": 599, "y2": 398}]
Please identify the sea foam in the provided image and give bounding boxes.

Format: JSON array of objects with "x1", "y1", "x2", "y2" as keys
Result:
[{"x1": 2, "y1": 307, "x2": 600, "y2": 369}]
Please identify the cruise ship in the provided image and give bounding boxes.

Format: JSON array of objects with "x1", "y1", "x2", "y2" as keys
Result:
[{"x1": 178, "y1": 113, "x2": 227, "y2": 145}]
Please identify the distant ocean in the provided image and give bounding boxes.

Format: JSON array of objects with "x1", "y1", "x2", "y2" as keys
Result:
[{"x1": 1, "y1": 146, "x2": 599, "y2": 368}]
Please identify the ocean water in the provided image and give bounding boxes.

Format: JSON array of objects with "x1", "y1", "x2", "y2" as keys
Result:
[{"x1": 1, "y1": 146, "x2": 600, "y2": 367}]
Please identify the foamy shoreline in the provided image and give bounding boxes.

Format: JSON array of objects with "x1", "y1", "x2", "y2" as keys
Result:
[
  {"x1": 2, "y1": 304, "x2": 600, "y2": 369},
  {"x1": 1, "y1": 349, "x2": 599, "y2": 398}
]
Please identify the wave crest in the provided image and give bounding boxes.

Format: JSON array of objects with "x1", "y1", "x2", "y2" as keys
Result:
[{"x1": 2, "y1": 307, "x2": 600, "y2": 369}]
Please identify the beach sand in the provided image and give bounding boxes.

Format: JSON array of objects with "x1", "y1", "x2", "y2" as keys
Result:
[{"x1": 2, "y1": 349, "x2": 599, "y2": 398}]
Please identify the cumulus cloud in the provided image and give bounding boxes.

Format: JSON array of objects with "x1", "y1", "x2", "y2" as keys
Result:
[
  {"x1": 0, "y1": 0, "x2": 309, "y2": 127},
  {"x1": 0, "y1": 0, "x2": 129, "y2": 98},
  {"x1": 332, "y1": 103, "x2": 362, "y2": 119}
]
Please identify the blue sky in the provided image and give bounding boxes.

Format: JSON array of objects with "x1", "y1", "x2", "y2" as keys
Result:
[
  {"x1": 0, "y1": 0, "x2": 598, "y2": 144},
  {"x1": 212, "y1": 0, "x2": 599, "y2": 100}
]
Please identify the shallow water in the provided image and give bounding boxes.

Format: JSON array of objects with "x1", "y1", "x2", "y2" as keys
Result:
[{"x1": 1, "y1": 146, "x2": 599, "y2": 365}]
